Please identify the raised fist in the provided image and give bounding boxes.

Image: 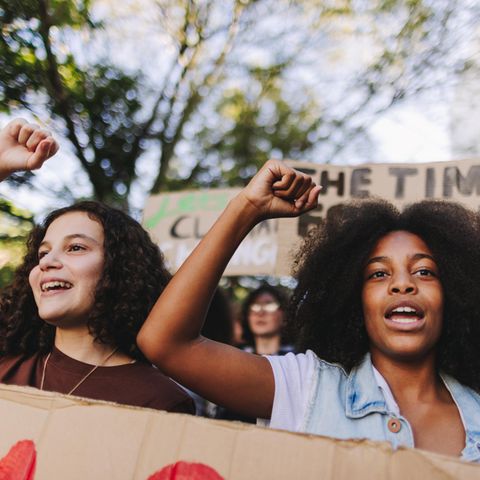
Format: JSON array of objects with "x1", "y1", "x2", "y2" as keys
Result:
[{"x1": 0, "y1": 118, "x2": 59, "y2": 181}]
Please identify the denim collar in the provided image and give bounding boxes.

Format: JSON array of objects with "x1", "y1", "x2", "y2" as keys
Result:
[
  {"x1": 345, "y1": 354, "x2": 480, "y2": 461},
  {"x1": 440, "y1": 373, "x2": 480, "y2": 460},
  {"x1": 345, "y1": 353, "x2": 389, "y2": 418}
]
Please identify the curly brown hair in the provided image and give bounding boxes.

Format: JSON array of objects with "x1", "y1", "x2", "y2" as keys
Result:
[
  {"x1": 289, "y1": 199, "x2": 480, "y2": 392},
  {"x1": 0, "y1": 201, "x2": 171, "y2": 361}
]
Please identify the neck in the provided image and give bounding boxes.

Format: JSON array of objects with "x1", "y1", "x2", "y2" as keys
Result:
[
  {"x1": 371, "y1": 350, "x2": 444, "y2": 403},
  {"x1": 54, "y1": 326, "x2": 133, "y2": 366},
  {"x1": 254, "y1": 335, "x2": 282, "y2": 355}
]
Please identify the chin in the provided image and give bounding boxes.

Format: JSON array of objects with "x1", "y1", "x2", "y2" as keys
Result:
[
  {"x1": 383, "y1": 345, "x2": 436, "y2": 364},
  {"x1": 38, "y1": 314, "x2": 64, "y2": 326},
  {"x1": 37, "y1": 309, "x2": 72, "y2": 325}
]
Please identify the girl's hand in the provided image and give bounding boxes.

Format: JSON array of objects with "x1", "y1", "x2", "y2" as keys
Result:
[
  {"x1": 0, "y1": 118, "x2": 59, "y2": 181},
  {"x1": 240, "y1": 159, "x2": 321, "y2": 221}
]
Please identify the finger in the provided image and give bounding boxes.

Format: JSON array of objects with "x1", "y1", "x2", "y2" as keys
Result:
[
  {"x1": 18, "y1": 123, "x2": 39, "y2": 146},
  {"x1": 292, "y1": 182, "x2": 315, "y2": 210},
  {"x1": 47, "y1": 138, "x2": 59, "y2": 157},
  {"x1": 6, "y1": 118, "x2": 28, "y2": 140},
  {"x1": 27, "y1": 139, "x2": 55, "y2": 170},
  {"x1": 41, "y1": 138, "x2": 59, "y2": 158},
  {"x1": 26, "y1": 128, "x2": 52, "y2": 152},
  {"x1": 273, "y1": 173, "x2": 310, "y2": 200},
  {"x1": 302, "y1": 185, "x2": 322, "y2": 211},
  {"x1": 271, "y1": 169, "x2": 296, "y2": 191},
  {"x1": 292, "y1": 175, "x2": 312, "y2": 200}
]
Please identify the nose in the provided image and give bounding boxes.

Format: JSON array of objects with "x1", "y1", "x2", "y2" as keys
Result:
[
  {"x1": 388, "y1": 272, "x2": 417, "y2": 295},
  {"x1": 38, "y1": 251, "x2": 62, "y2": 271}
]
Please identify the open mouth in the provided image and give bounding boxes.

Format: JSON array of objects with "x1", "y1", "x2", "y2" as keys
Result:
[
  {"x1": 384, "y1": 305, "x2": 424, "y2": 324},
  {"x1": 41, "y1": 281, "x2": 73, "y2": 292}
]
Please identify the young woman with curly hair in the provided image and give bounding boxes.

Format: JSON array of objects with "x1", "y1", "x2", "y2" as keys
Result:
[
  {"x1": 138, "y1": 160, "x2": 480, "y2": 460},
  {"x1": 0, "y1": 119, "x2": 194, "y2": 413}
]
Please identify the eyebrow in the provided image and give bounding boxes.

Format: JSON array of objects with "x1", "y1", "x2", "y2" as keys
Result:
[
  {"x1": 366, "y1": 253, "x2": 436, "y2": 265},
  {"x1": 39, "y1": 233, "x2": 101, "y2": 248}
]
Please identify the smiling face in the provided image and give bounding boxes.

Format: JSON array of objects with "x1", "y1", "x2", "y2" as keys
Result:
[
  {"x1": 361, "y1": 230, "x2": 444, "y2": 365},
  {"x1": 247, "y1": 292, "x2": 285, "y2": 339},
  {"x1": 28, "y1": 211, "x2": 105, "y2": 328}
]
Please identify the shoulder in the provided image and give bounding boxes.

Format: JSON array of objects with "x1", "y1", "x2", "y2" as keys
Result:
[
  {"x1": 266, "y1": 350, "x2": 346, "y2": 377},
  {"x1": 0, "y1": 353, "x2": 43, "y2": 385},
  {"x1": 441, "y1": 373, "x2": 480, "y2": 413},
  {"x1": 266, "y1": 351, "x2": 348, "y2": 431},
  {"x1": 264, "y1": 351, "x2": 322, "y2": 431},
  {"x1": 267, "y1": 351, "x2": 348, "y2": 410}
]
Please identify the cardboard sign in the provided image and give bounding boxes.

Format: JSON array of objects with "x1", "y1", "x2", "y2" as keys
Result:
[
  {"x1": 143, "y1": 189, "x2": 279, "y2": 276},
  {"x1": 143, "y1": 159, "x2": 480, "y2": 276},
  {"x1": 276, "y1": 158, "x2": 480, "y2": 275},
  {"x1": 284, "y1": 158, "x2": 480, "y2": 229},
  {"x1": 0, "y1": 384, "x2": 478, "y2": 479}
]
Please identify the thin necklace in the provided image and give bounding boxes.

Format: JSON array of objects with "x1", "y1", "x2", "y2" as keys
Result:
[{"x1": 40, "y1": 346, "x2": 119, "y2": 395}]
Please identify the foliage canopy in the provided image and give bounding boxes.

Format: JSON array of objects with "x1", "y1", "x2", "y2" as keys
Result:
[{"x1": 0, "y1": 0, "x2": 477, "y2": 211}]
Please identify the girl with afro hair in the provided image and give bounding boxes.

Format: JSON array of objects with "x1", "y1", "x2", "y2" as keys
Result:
[
  {"x1": 139, "y1": 159, "x2": 480, "y2": 461},
  {"x1": 0, "y1": 119, "x2": 194, "y2": 413}
]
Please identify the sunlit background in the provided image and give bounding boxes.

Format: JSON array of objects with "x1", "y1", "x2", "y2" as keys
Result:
[{"x1": 1, "y1": 0, "x2": 479, "y2": 287}]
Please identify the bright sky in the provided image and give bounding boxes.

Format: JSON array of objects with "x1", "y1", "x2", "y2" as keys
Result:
[
  {"x1": 0, "y1": 0, "x2": 471, "y2": 219},
  {"x1": 0, "y1": 93, "x2": 455, "y2": 220},
  {"x1": 370, "y1": 103, "x2": 452, "y2": 164}
]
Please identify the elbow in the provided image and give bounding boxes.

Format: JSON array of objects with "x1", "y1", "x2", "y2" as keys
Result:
[
  {"x1": 137, "y1": 323, "x2": 179, "y2": 372},
  {"x1": 137, "y1": 326, "x2": 163, "y2": 366}
]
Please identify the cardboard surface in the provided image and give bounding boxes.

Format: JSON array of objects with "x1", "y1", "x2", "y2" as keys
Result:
[
  {"x1": 0, "y1": 384, "x2": 478, "y2": 479},
  {"x1": 143, "y1": 188, "x2": 279, "y2": 276},
  {"x1": 276, "y1": 158, "x2": 480, "y2": 274},
  {"x1": 143, "y1": 159, "x2": 480, "y2": 276}
]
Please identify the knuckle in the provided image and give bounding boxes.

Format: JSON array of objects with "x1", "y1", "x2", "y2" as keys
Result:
[
  {"x1": 9, "y1": 118, "x2": 27, "y2": 128},
  {"x1": 24, "y1": 123, "x2": 38, "y2": 133}
]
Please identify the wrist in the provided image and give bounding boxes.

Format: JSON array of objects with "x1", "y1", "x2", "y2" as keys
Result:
[{"x1": 227, "y1": 193, "x2": 264, "y2": 233}]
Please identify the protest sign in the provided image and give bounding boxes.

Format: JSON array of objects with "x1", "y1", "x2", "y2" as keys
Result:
[
  {"x1": 143, "y1": 159, "x2": 480, "y2": 276},
  {"x1": 276, "y1": 158, "x2": 480, "y2": 274},
  {"x1": 143, "y1": 188, "x2": 279, "y2": 276},
  {"x1": 0, "y1": 384, "x2": 478, "y2": 479}
]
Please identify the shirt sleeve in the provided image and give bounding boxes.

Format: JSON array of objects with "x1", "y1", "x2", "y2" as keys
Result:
[{"x1": 259, "y1": 350, "x2": 317, "y2": 432}]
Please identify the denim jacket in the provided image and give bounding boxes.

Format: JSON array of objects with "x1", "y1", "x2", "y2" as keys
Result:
[{"x1": 302, "y1": 354, "x2": 480, "y2": 462}]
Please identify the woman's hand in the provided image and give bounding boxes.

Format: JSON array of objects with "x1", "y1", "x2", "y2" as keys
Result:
[
  {"x1": 239, "y1": 159, "x2": 321, "y2": 221},
  {"x1": 0, "y1": 118, "x2": 59, "y2": 181}
]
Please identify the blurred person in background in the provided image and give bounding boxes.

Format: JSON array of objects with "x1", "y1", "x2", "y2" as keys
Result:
[{"x1": 240, "y1": 284, "x2": 293, "y2": 356}]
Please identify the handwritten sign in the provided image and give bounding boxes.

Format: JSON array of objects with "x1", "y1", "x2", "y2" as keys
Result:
[
  {"x1": 276, "y1": 159, "x2": 480, "y2": 274},
  {"x1": 143, "y1": 158, "x2": 480, "y2": 276},
  {"x1": 143, "y1": 189, "x2": 278, "y2": 275}
]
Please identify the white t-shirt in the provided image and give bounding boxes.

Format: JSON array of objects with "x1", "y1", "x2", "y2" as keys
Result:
[{"x1": 261, "y1": 350, "x2": 399, "y2": 431}]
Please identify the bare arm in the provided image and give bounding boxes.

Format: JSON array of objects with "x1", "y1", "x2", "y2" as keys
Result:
[
  {"x1": 138, "y1": 160, "x2": 320, "y2": 419},
  {"x1": 0, "y1": 118, "x2": 58, "y2": 181}
]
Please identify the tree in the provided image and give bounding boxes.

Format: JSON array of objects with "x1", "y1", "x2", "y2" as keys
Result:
[
  {"x1": 0, "y1": 198, "x2": 34, "y2": 288},
  {"x1": 1, "y1": 0, "x2": 253, "y2": 208},
  {"x1": 1, "y1": 0, "x2": 477, "y2": 210},
  {"x1": 183, "y1": 0, "x2": 480, "y2": 188}
]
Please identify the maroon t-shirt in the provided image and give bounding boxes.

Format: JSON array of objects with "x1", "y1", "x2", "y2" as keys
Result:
[{"x1": 0, "y1": 347, "x2": 194, "y2": 414}]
